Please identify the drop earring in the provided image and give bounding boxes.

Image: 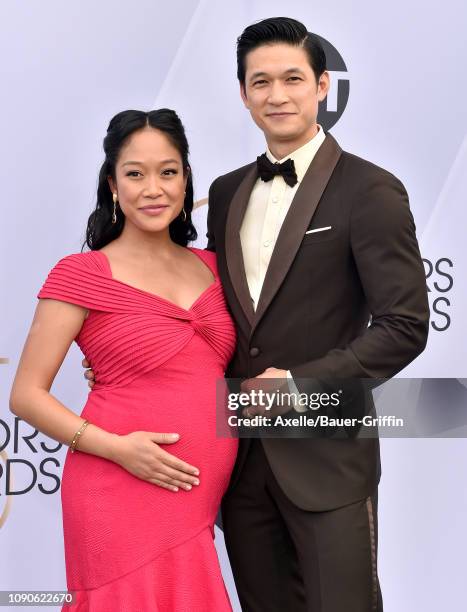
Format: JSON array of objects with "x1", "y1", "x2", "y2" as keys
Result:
[
  {"x1": 112, "y1": 193, "x2": 118, "y2": 224},
  {"x1": 181, "y1": 191, "x2": 187, "y2": 221}
]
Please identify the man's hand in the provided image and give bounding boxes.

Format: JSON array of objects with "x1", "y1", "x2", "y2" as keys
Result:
[
  {"x1": 82, "y1": 358, "x2": 95, "y2": 389},
  {"x1": 254, "y1": 367, "x2": 288, "y2": 380},
  {"x1": 240, "y1": 367, "x2": 293, "y2": 418}
]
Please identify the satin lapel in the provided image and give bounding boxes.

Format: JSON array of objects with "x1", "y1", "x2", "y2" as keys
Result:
[
  {"x1": 253, "y1": 134, "x2": 343, "y2": 332},
  {"x1": 224, "y1": 163, "x2": 257, "y2": 326}
]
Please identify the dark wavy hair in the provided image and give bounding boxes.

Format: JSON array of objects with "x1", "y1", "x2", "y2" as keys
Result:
[
  {"x1": 237, "y1": 17, "x2": 326, "y2": 85},
  {"x1": 83, "y1": 108, "x2": 197, "y2": 251}
]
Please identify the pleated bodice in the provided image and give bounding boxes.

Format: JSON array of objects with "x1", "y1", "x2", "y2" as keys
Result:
[{"x1": 38, "y1": 248, "x2": 236, "y2": 388}]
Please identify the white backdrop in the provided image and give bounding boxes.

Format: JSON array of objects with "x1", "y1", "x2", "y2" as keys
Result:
[{"x1": 1, "y1": 1, "x2": 467, "y2": 610}]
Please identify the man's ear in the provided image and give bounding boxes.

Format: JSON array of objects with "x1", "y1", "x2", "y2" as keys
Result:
[
  {"x1": 317, "y1": 71, "x2": 330, "y2": 102},
  {"x1": 240, "y1": 82, "x2": 250, "y2": 109}
]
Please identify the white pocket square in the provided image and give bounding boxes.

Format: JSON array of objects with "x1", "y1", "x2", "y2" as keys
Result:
[{"x1": 305, "y1": 226, "x2": 332, "y2": 235}]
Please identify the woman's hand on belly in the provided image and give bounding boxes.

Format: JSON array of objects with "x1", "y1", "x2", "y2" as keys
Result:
[{"x1": 109, "y1": 431, "x2": 200, "y2": 492}]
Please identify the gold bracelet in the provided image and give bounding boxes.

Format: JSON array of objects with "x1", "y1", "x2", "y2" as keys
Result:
[{"x1": 70, "y1": 420, "x2": 90, "y2": 453}]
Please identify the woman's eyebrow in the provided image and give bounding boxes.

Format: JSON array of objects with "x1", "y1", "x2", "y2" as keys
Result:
[{"x1": 122, "y1": 158, "x2": 180, "y2": 166}]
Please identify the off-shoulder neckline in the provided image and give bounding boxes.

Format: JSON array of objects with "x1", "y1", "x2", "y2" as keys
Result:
[{"x1": 93, "y1": 247, "x2": 219, "y2": 313}]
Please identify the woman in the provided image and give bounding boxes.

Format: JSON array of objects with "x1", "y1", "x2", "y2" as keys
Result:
[{"x1": 9, "y1": 109, "x2": 238, "y2": 611}]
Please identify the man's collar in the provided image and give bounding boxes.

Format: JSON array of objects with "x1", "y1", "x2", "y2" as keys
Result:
[{"x1": 265, "y1": 125, "x2": 326, "y2": 183}]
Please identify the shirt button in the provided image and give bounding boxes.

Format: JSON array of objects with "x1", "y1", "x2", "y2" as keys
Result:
[
  {"x1": 272, "y1": 196, "x2": 279, "y2": 203},
  {"x1": 263, "y1": 240, "x2": 271, "y2": 247},
  {"x1": 249, "y1": 347, "x2": 260, "y2": 357}
]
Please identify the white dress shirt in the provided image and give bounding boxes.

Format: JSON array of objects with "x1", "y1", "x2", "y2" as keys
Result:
[
  {"x1": 240, "y1": 126, "x2": 326, "y2": 308},
  {"x1": 240, "y1": 126, "x2": 326, "y2": 411}
]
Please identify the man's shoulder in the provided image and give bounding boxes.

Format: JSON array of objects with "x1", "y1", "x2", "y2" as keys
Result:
[{"x1": 339, "y1": 148, "x2": 403, "y2": 188}]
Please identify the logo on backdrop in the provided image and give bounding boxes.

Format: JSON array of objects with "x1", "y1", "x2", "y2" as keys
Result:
[
  {"x1": 0, "y1": 417, "x2": 63, "y2": 528},
  {"x1": 423, "y1": 257, "x2": 454, "y2": 331},
  {"x1": 313, "y1": 33, "x2": 349, "y2": 131}
]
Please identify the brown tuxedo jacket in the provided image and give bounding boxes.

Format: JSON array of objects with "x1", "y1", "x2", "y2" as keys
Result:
[{"x1": 207, "y1": 133, "x2": 429, "y2": 511}]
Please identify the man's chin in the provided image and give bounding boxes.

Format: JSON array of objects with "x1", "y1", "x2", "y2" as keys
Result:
[{"x1": 265, "y1": 128, "x2": 302, "y2": 144}]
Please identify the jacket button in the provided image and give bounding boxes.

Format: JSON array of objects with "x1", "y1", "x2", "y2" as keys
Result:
[{"x1": 249, "y1": 347, "x2": 260, "y2": 357}]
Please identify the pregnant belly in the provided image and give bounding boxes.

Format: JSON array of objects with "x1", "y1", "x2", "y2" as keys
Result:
[
  {"x1": 61, "y1": 374, "x2": 237, "y2": 586},
  {"x1": 82, "y1": 370, "x2": 229, "y2": 435},
  {"x1": 74, "y1": 371, "x2": 238, "y2": 498}
]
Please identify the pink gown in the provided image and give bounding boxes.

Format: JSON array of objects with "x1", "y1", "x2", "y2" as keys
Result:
[{"x1": 38, "y1": 247, "x2": 238, "y2": 612}]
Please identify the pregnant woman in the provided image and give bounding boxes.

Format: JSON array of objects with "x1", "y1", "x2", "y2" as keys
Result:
[{"x1": 10, "y1": 109, "x2": 238, "y2": 611}]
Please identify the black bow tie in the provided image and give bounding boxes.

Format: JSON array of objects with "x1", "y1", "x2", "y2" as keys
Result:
[{"x1": 256, "y1": 153, "x2": 298, "y2": 188}]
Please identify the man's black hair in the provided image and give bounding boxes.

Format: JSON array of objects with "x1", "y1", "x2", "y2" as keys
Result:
[{"x1": 237, "y1": 17, "x2": 326, "y2": 85}]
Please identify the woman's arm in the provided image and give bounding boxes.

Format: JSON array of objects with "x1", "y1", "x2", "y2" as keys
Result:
[
  {"x1": 9, "y1": 299, "x2": 200, "y2": 491},
  {"x1": 9, "y1": 298, "x2": 119, "y2": 459}
]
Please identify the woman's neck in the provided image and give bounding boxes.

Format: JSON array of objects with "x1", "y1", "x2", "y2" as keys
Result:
[{"x1": 105, "y1": 224, "x2": 180, "y2": 261}]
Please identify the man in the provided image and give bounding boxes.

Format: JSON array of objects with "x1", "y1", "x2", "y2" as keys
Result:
[
  {"x1": 205, "y1": 17, "x2": 429, "y2": 612},
  {"x1": 84, "y1": 16, "x2": 429, "y2": 611}
]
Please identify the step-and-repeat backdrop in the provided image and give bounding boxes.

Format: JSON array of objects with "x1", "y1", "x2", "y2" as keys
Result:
[{"x1": 1, "y1": 1, "x2": 466, "y2": 610}]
